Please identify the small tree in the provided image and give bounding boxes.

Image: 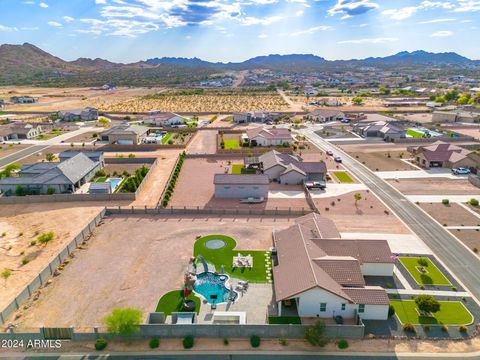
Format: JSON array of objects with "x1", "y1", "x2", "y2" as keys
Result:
[
  {"x1": 354, "y1": 192, "x2": 362, "y2": 206},
  {"x1": 304, "y1": 320, "x2": 328, "y2": 347},
  {"x1": 1, "y1": 268, "x2": 12, "y2": 287},
  {"x1": 415, "y1": 295, "x2": 440, "y2": 314},
  {"x1": 45, "y1": 153, "x2": 56, "y2": 162},
  {"x1": 0, "y1": 163, "x2": 20, "y2": 179},
  {"x1": 38, "y1": 232, "x2": 55, "y2": 245},
  {"x1": 103, "y1": 307, "x2": 143, "y2": 336}
]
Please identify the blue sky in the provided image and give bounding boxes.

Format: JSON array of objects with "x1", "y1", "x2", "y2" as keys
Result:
[{"x1": 0, "y1": 0, "x2": 479, "y2": 62}]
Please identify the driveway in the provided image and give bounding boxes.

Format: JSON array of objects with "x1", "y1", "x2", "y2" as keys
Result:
[
  {"x1": 301, "y1": 127, "x2": 480, "y2": 302},
  {"x1": 376, "y1": 168, "x2": 469, "y2": 180}
]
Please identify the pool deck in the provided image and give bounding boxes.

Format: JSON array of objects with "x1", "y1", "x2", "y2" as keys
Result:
[{"x1": 196, "y1": 282, "x2": 274, "y2": 324}]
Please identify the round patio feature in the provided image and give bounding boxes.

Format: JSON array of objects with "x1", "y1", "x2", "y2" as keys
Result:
[{"x1": 205, "y1": 239, "x2": 226, "y2": 249}]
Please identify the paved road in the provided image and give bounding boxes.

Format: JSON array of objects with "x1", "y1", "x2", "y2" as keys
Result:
[
  {"x1": 301, "y1": 128, "x2": 480, "y2": 301},
  {"x1": 0, "y1": 145, "x2": 49, "y2": 168}
]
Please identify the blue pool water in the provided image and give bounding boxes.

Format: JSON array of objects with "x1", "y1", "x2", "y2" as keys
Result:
[
  {"x1": 193, "y1": 272, "x2": 237, "y2": 304},
  {"x1": 107, "y1": 177, "x2": 123, "y2": 192}
]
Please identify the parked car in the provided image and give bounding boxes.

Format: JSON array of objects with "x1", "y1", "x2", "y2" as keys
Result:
[
  {"x1": 326, "y1": 150, "x2": 334, "y2": 156},
  {"x1": 305, "y1": 181, "x2": 326, "y2": 190},
  {"x1": 334, "y1": 156, "x2": 342, "y2": 163},
  {"x1": 340, "y1": 118, "x2": 351, "y2": 124},
  {"x1": 452, "y1": 167, "x2": 471, "y2": 175}
]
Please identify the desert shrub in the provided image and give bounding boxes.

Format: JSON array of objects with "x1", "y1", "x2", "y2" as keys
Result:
[
  {"x1": 469, "y1": 198, "x2": 479, "y2": 207},
  {"x1": 442, "y1": 199, "x2": 449, "y2": 205},
  {"x1": 279, "y1": 338, "x2": 288, "y2": 346},
  {"x1": 388, "y1": 305, "x2": 395, "y2": 318},
  {"x1": 392, "y1": 294, "x2": 399, "y2": 299},
  {"x1": 423, "y1": 325, "x2": 430, "y2": 332},
  {"x1": 304, "y1": 320, "x2": 328, "y2": 347},
  {"x1": 95, "y1": 338, "x2": 108, "y2": 351},
  {"x1": 459, "y1": 325, "x2": 468, "y2": 333},
  {"x1": 47, "y1": 188, "x2": 56, "y2": 195},
  {"x1": 149, "y1": 337, "x2": 160, "y2": 349},
  {"x1": 103, "y1": 307, "x2": 143, "y2": 336},
  {"x1": 30, "y1": 240, "x2": 36, "y2": 246},
  {"x1": 337, "y1": 339, "x2": 349, "y2": 349},
  {"x1": 183, "y1": 336, "x2": 194, "y2": 349},
  {"x1": 452, "y1": 286, "x2": 457, "y2": 291},
  {"x1": 441, "y1": 325, "x2": 448, "y2": 332},
  {"x1": 38, "y1": 232, "x2": 54, "y2": 245},
  {"x1": 250, "y1": 335, "x2": 261, "y2": 348},
  {"x1": 223, "y1": 338, "x2": 229, "y2": 345},
  {"x1": 21, "y1": 257, "x2": 30, "y2": 265},
  {"x1": 417, "y1": 258, "x2": 429, "y2": 267},
  {"x1": 95, "y1": 169, "x2": 107, "y2": 177},
  {"x1": 403, "y1": 323, "x2": 416, "y2": 333}
]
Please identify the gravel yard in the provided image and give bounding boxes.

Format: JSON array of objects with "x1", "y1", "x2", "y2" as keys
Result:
[
  {"x1": 389, "y1": 178, "x2": 480, "y2": 195},
  {"x1": 449, "y1": 229, "x2": 480, "y2": 253},
  {"x1": 418, "y1": 203, "x2": 480, "y2": 227},
  {"x1": 9, "y1": 215, "x2": 292, "y2": 329}
]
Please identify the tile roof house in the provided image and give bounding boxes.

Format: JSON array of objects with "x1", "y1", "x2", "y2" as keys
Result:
[
  {"x1": 245, "y1": 127, "x2": 293, "y2": 147},
  {"x1": 214, "y1": 174, "x2": 269, "y2": 199},
  {"x1": 142, "y1": 112, "x2": 187, "y2": 126},
  {"x1": 0, "y1": 123, "x2": 43, "y2": 142},
  {"x1": 100, "y1": 125, "x2": 149, "y2": 144},
  {"x1": 245, "y1": 150, "x2": 327, "y2": 185},
  {"x1": 408, "y1": 141, "x2": 480, "y2": 169},
  {"x1": 353, "y1": 121, "x2": 406, "y2": 141},
  {"x1": 432, "y1": 110, "x2": 480, "y2": 124},
  {"x1": 57, "y1": 107, "x2": 98, "y2": 122},
  {"x1": 273, "y1": 213, "x2": 393, "y2": 320},
  {"x1": 304, "y1": 109, "x2": 345, "y2": 122},
  {"x1": 233, "y1": 111, "x2": 282, "y2": 124},
  {"x1": 0, "y1": 153, "x2": 103, "y2": 196}
]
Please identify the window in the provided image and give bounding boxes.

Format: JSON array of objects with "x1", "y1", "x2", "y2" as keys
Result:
[
  {"x1": 320, "y1": 303, "x2": 327, "y2": 312},
  {"x1": 358, "y1": 304, "x2": 365, "y2": 313},
  {"x1": 223, "y1": 186, "x2": 230, "y2": 190},
  {"x1": 341, "y1": 303, "x2": 346, "y2": 311}
]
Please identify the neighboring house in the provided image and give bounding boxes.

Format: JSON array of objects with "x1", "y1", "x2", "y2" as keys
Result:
[
  {"x1": 0, "y1": 153, "x2": 102, "y2": 195},
  {"x1": 245, "y1": 127, "x2": 293, "y2": 147},
  {"x1": 100, "y1": 125, "x2": 149, "y2": 144},
  {"x1": 214, "y1": 174, "x2": 269, "y2": 199},
  {"x1": 9, "y1": 96, "x2": 38, "y2": 104},
  {"x1": 245, "y1": 150, "x2": 326, "y2": 185},
  {"x1": 57, "y1": 107, "x2": 98, "y2": 122},
  {"x1": 432, "y1": 110, "x2": 480, "y2": 124},
  {"x1": 59, "y1": 150, "x2": 105, "y2": 167},
  {"x1": 0, "y1": 123, "x2": 42, "y2": 142},
  {"x1": 142, "y1": 112, "x2": 187, "y2": 126},
  {"x1": 353, "y1": 121, "x2": 406, "y2": 141},
  {"x1": 304, "y1": 109, "x2": 345, "y2": 122},
  {"x1": 273, "y1": 213, "x2": 393, "y2": 320},
  {"x1": 408, "y1": 141, "x2": 480, "y2": 170},
  {"x1": 233, "y1": 111, "x2": 282, "y2": 124}
]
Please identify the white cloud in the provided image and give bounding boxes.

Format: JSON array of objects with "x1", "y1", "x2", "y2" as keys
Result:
[
  {"x1": 291, "y1": 25, "x2": 332, "y2": 36},
  {"x1": 0, "y1": 24, "x2": 18, "y2": 32},
  {"x1": 295, "y1": 9, "x2": 304, "y2": 17},
  {"x1": 418, "y1": 18, "x2": 456, "y2": 24},
  {"x1": 258, "y1": 33, "x2": 268, "y2": 38},
  {"x1": 338, "y1": 37, "x2": 398, "y2": 44},
  {"x1": 431, "y1": 30, "x2": 454, "y2": 37},
  {"x1": 328, "y1": 0, "x2": 379, "y2": 17},
  {"x1": 39, "y1": 2, "x2": 48, "y2": 8},
  {"x1": 383, "y1": 1, "x2": 454, "y2": 21},
  {"x1": 20, "y1": 26, "x2": 39, "y2": 31},
  {"x1": 238, "y1": 15, "x2": 283, "y2": 26},
  {"x1": 454, "y1": 0, "x2": 480, "y2": 12},
  {"x1": 47, "y1": 21, "x2": 62, "y2": 27},
  {"x1": 95, "y1": 0, "x2": 107, "y2": 4},
  {"x1": 63, "y1": 16, "x2": 75, "y2": 23}
]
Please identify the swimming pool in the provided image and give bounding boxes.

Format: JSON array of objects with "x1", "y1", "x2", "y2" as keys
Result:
[
  {"x1": 107, "y1": 177, "x2": 123, "y2": 192},
  {"x1": 193, "y1": 272, "x2": 237, "y2": 304}
]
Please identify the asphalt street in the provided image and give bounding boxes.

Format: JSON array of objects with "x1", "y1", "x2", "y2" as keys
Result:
[
  {"x1": 301, "y1": 128, "x2": 480, "y2": 302},
  {"x1": 0, "y1": 145, "x2": 49, "y2": 168}
]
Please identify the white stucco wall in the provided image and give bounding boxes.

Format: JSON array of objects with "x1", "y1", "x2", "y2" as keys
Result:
[
  {"x1": 296, "y1": 288, "x2": 356, "y2": 319},
  {"x1": 359, "y1": 304, "x2": 389, "y2": 320},
  {"x1": 360, "y1": 263, "x2": 394, "y2": 277},
  {"x1": 279, "y1": 170, "x2": 305, "y2": 185},
  {"x1": 264, "y1": 165, "x2": 286, "y2": 181},
  {"x1": 214, "y1": 184, "x2": 269, "y2": 199}
]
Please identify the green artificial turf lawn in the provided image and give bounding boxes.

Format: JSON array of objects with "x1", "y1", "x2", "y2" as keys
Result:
[
  {"x1": 390, "y1": 300, "x2": 473, "y2": 325},
  {"x1": 194, "y1": 234, "x2": 271, "y2": 283},
  {"x1": 223, "y1": 139, "x2": 241, "y2": 150},
  {"x1": 268, "y1": 316, "x2": 301, "y2": 324},
  {"x1": 95, "y1": 177, "x2": 107, "y2": 182},
  {"x1": 399, "y1": 257, "x2": 451, "y2": 286},
  {"x1": 333, "y1": 171, "x2": 354, "y2": 183},
  {"x1": 231, "y1": 164, "x2": 256, "y2": 175},
  {"x1": 406, "y1": 129, "x2": 425, "y2": 138},
  {"x1": 161, "y1": 133, "x2": 172, "y2": 144},
  {"x1": 155, "y1": 290, "x2": 201, "y2": 315}
]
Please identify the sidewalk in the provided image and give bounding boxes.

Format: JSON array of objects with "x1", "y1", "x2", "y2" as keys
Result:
[{"x1": 386, "y1": 288, "x2": 469, "y2": 297}]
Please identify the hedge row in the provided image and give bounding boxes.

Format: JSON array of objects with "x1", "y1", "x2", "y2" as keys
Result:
[{"x1": 162, "y1": 152, "x2": 186, "y2": 207}]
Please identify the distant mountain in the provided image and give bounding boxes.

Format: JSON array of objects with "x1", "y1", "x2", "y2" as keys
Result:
[
  {"x1": 358, "y1": 50, "x2": 474, "y2": 65},
  {"x1": 70, "y1": 57, "x2": 121, "y2": 69},
  {"x1": 146, "y1": 56, "x2": 220, "y2": 67}
]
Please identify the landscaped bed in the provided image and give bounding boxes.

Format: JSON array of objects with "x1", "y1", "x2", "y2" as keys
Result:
[
  {"x1": 390, "y1": 300, "x2": 473, "y2": 325},
  {"x1": 194, "y1": 234, "x2": 271, "y2": 283},
  {"x1": 155, "y1": 290, "x2": 201, "y2": 316},
  {"x1": 399, "y1": 257, "x2": 451, "y2": 286},
  {"x1": 268, "y1": 316, "x2": 301, "y2": 324},
  {"x1": 231, "y1": 164, "x2": 256, "y2": 175},
  {"x1": 333, "y1": 171, "x2": 355, "y2": 183}
]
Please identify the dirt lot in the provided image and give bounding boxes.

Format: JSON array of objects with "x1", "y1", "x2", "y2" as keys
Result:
[
  {"x1": 389, "y1": 178, "x2": 480, "y2": 195},
  {"x1": 170, "y1": 157, "x2": 310, "y2": 210},
  {"x1": 187, "y1": 130, "x2": 218, "y2": 154},
  {"x1": 339, "y1": 142, "x2": 417, "y2": 153},
  {"x1": 346, "y1": 151, "x2": 417, "y2": 171},
  {"x1": 0, "y1": 203, "x2": 117, "y2": 311},
  {"x1": 446, "y1": 126, "x2": 480, "y2": 140},
  {"x1": 9, "y1": 214, "x2": 293, "y2": 328},
  {"x1": 103, "y1": 163, "x2": 151, "y2": 175},
  {"x1": 63, "y1": 131, "x2": 101, "y2": 143},
  {"x1": 418, "y1": 203, "x2": 480, "y2": 226},
  {"x1": 316, "y1": 126, "x2": 357, "y2": 140},
  {"x1": 0, "y1": 144, "x2": 31, "y2": 158},
  {"x1": 313, "y1": 190, "x2": 410, "y2": 233},
  {"x1": 449, "y1": 229, "x2": 480, "y2": 253}
]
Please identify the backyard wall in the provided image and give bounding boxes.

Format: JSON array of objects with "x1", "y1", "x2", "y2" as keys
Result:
[{"x1": 0, "y1": 209, "x2": 106, "y2": 326}]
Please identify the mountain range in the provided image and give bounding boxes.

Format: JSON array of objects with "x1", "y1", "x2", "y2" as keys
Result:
[{"x1": 0, "y1": 43, "x2": 478, "y2": 86}]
